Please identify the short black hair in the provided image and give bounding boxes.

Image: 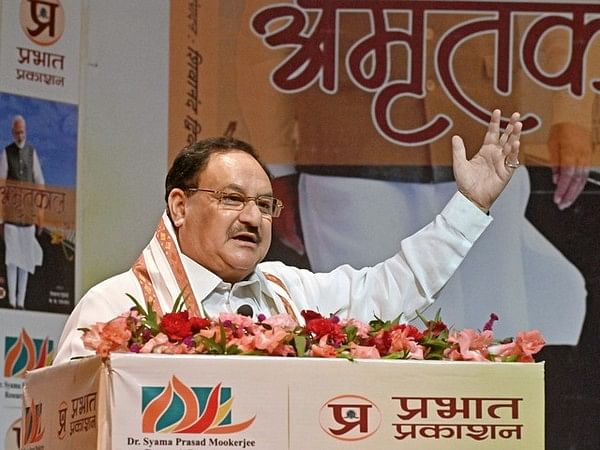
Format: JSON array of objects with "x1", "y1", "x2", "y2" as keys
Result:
[{"x1": 164, "y1": 137, "x2": 269, "y2": 203}]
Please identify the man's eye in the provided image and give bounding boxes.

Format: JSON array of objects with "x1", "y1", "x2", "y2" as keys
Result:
[
  {"x1": 222, "y1": 193, "x2": 245, "y2": 205},
  {"x1": 257, "y1": 198, "x2": 274, "y2": 211}
]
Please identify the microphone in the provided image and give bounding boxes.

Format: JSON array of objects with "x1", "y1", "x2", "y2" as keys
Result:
[{"x1": 236, "y1": 304, "x2": 254, "y2": 318}]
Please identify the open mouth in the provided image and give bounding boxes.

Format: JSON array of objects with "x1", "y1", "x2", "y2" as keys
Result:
[{"x1": 232, "y1": 232, "x2": 259, "y2": 244}]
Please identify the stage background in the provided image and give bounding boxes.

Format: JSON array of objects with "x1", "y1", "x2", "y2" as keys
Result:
[{"x1": 0, "y1": 1, "x2": 598, "y2": 449}]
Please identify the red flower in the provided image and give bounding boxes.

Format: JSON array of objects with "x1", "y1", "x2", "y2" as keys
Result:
[
  {"x1": 363, "y1": 330, "x2": 393, "y2": 355},
  {"x1": 160, "y1": 311, "x2": 192, "y2": 341},
  {"x1": 305, "y1": 318, "x2": 346, "y2": 346},
  {"x1": 301, "y1": 310, "x2": 325, "y2": 322},
  {"x1": 425, "y1": 320, "x2": 448, "y2": 337},
  {"x1": 190, "y1": 317, "x2": 211, "y2": 333},
  {"x1": 394, "y1": 324, "x2": 424, "y2": 341},
  {"x1": 305, "y1": 318, "x2": 336, "y2": 339}
]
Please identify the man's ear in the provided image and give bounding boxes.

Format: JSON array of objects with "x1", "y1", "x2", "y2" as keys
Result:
[{"x1": 167, "y1": 188, "x2": 187, "y2": 227}]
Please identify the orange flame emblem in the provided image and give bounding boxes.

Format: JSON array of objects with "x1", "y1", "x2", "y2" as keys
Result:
[{"x1": 141, "y1": 376, "x2": 255, "y2": 434}]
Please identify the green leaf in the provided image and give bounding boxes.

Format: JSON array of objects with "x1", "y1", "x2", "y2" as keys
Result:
[
  {"x1": 294, "y1": 335, "x2": 307, "y2": 357},
  {"x1": 344, "y1": 325, "x2": 358, "y2": 343},
  {"x1": 126, "y1": 293, "x2": 160, "y2": 333},
  {"x1": 196, "y1": 335, "x2": 223, "y2": 354},
  {"x1": 335, "y1": 351, "x2": 354, "y2": 361},
  {"x1": 415, "y1": 309, "x2": 428, "y2": 327},
  {"x1": 126, "y1": 293, "x2": 147, "y2": 315},
  {"x1": 225, "y1": 344, "x2": 242, "y2": 355},
  {"x1": 218, "y1": 322, "x2": 227, "y2": 354},
  {"x1": 171, "y1": 288, "x2": 187, "y2": 313}
]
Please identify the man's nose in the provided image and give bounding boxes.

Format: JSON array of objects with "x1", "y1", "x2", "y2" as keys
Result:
[{"x1": 238, "y1": 200, "x2": 263, "y2": 224}]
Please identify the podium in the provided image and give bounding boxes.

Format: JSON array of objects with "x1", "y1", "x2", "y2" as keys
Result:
[{"x1": 22, "y1": 354, "x2": 544, "y2": 449}]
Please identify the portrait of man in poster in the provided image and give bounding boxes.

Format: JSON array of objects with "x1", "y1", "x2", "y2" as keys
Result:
[{"x1": 0, "y1": 115, "x2": 45, "y2": 310}]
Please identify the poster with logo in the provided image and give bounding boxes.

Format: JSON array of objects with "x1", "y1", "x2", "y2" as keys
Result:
[
  {"x1": 1, "y1": 309, "x2": 65, "y2": 450},
  {"x1": 0, "y1": 0, "x2": 80, "y2": 315}
]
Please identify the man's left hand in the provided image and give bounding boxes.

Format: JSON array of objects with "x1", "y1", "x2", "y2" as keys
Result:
[{"x1": 452, "y1": 109, "x2": 523, "y2": 213}]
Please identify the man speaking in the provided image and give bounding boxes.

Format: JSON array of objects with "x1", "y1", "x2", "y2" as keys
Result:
[{"x1": 54, "y1": 110, "x2": 522, "y2": 363}]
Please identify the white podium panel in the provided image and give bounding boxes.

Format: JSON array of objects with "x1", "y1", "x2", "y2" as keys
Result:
[{"x1": 22, "y1": 354, "x2": 544, "y2": 449}]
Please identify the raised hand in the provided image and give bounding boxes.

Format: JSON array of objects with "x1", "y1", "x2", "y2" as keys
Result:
[{"x1": 452, "y1": 109, "x2": 523, "y2": 213}]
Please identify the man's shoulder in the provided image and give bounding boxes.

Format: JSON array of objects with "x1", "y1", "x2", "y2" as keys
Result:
[
  {"x1": 4, "y1": 142, "x2": 36, "y2": 153},
  {"x1": 67, "y1": 270, "x2": 141, "y2": 322},
  {"x1": 83, "y1": 270, "x2": 139, "y2": 299}
]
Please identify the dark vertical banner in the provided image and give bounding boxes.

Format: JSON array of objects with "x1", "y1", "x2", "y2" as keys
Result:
[{"x1": 0, "y1": 0, "x2": 80, "y2": 448}]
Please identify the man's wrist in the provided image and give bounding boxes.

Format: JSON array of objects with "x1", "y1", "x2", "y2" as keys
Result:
[{"x1": 459, "y1": 191, "x2": 490, "y2": 215}]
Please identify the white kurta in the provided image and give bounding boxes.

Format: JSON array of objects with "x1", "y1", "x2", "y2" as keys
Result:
[
  {"x1": 299, "y1": 168, "x2": 587, "y2": 345},
  {"x1": 0, "y1": 144, "x2": 45, "y2": 273},
  {"x1": 54, "y1": 192, "x2": 490, "y2": 364}
]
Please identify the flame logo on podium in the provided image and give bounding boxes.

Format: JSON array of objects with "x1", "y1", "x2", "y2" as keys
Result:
[
  {"x1": 4, "y1": 329, "x2": 53, "y2": 378},
  {"x1": 22, "y1": 398, "x2": 44, "y2": 445},
  {"x1": 141, "y1": 376, "x2": 255, "y2": 434}
]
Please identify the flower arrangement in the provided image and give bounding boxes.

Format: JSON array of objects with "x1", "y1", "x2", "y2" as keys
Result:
[{"x1": 79, "y1": 295, "x2": 545, "y2": 362}]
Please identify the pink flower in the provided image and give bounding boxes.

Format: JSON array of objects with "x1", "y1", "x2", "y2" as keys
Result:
[
  {"x1": 340, "y1": 319, "x2": 371, "y2": 339},
  {"x1": 272, "y1": 344, "x2": 296, "y2": 357},
  {"x1": 390, "y1": 325, "x2": 424, "y2": 358},
  {"x1": 348, "y1": 343, "x2": 380, "y2": 359},
  {"x1": 82, "y1": 324, "x2": 105, "y2": 352},
  {"x1": 411, "y1": 345, "x2": 425, "y2": 360},
  {"x1": 82, "y1": 316, "x2": 131, "y2": 358},
  {"x1": 228, "y1": 335, "x2": 257, "y2": 353},
  {"x1": 218, "y1": 312, "x2": 255, "y2": 329},
  {"x1": 254, "y1": 327, "x2": 290, "y2": 354},
  {"x1": 446, "y1": 329, "x2": 494, "y2": 361},
  {"x1": 262, "y1": 314, "x2": 298, "y2": 329},
  {"x1": 487, "y1": 341, "x2": 521, "y2": 361},
  {"x1": 103, "y1": 317, "x2": 131, "y2": 343},
  {"x1": 309, "y1": 336, "x2": 338, "y2": 358},
  {"x1": 488, "y1": 330, "x2": 545, "y2": 362},
  {"x1": 444, "y1": 348, "x2": 464, "y2": 361},
  {"x1": 159, "y1": 342, "x2": 194, "y2": 354},
  {"x1": 515, "y1": 330, "x2": 545, "y2": 357},
  {"x1": 140, "y1": 332, "x2": 170, "y2": 353}
]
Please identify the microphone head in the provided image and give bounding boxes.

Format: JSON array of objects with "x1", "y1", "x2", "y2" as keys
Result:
[{"x1": 236, "y1": 304, "x2": 254, "y2": 318}]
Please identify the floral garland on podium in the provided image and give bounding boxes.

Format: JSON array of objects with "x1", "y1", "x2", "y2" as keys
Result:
[{"x1": 79, "y1": 294, "x2": 545, "y2": 362}]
